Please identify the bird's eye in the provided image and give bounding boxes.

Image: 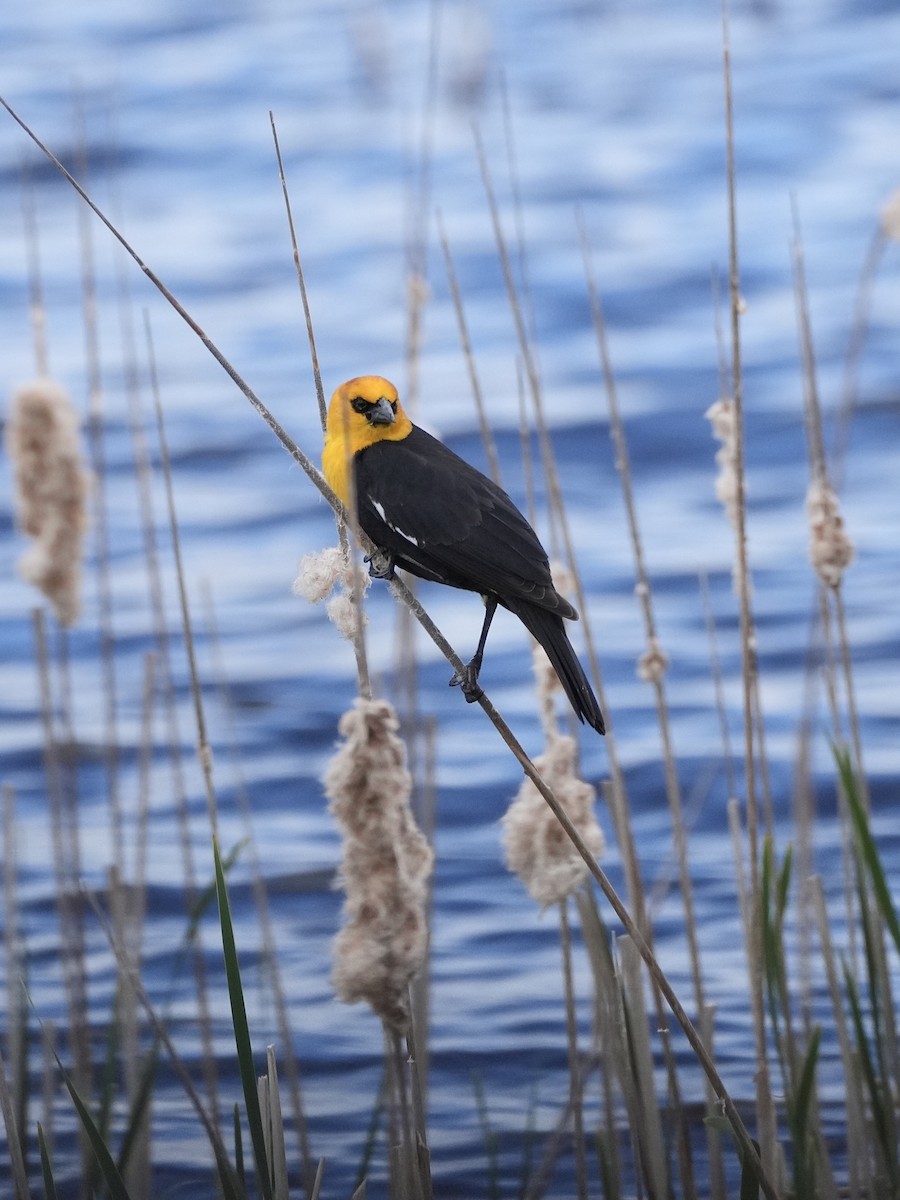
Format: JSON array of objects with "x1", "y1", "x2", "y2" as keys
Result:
[
  {"x1": 390, "y1": 400, "x2": 398, "y2": 413},
  {"x1": 350, "y1": 397, "x2": 371, "y2": 414}
]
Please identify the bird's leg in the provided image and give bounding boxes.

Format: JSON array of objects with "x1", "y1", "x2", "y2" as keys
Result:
[
  {"x1": 450, "y1": 595, "x2": 498, "y2": 703},
  {"x1": 365, "y1": 548, "x2": 395, "y2": 579}
]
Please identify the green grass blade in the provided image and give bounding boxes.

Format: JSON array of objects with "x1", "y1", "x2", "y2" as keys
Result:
[
  {"x1": 704, "y1": 1117, "x2": 760, "y2": 1200},
  {"x1": 842, "y1": 961, "x2": 893, "y2": 1171},
  {"x1": 116, "y1": 1041, "x2": 159, "y2": 1178},
  {"x1": 37, "y1": 1123, "x2": 59, "y2": 1200},
  {"x1": 214, "y1": 837, "x2": 273, "y2": 1200},
  {"x1": 835, "y1": 746, "x2": 900, "y2": 956},
  {"x1": 0, "y1": 1045, "x2": 31, "y2": 1200},
  {"x1": 52, "y1": 1047, "x2": 133, "y2": 1200},
  {"x1": 793, "y1": 1026, "x2": 821, "y2": 1139},
  {"x1": 234, "y1": 1103, "x2": 245, "y2": 1188},
  {"x1": 789, "y1": 1026, "x2": 821, "y2": 1198}
]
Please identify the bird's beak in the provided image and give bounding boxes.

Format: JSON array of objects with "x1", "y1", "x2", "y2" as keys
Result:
[{"x1": 369, "y1": 397, "x2": 396, "y2": 426}]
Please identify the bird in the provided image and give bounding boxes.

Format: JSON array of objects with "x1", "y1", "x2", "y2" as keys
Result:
[{"x1": 322, "y1": 375, "x2": 605, "y2": 735}]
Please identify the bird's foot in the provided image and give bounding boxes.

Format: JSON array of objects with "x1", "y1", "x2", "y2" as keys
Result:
[
  {"x1": 365, "y1": 549, "x2": 395, "y2": 580},
  {"x1": 449, "y1": 661, "x2": 483, "y2": 704}
]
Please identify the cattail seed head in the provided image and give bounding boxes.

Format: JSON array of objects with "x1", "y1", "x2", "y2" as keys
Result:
[
  {"x1": 807, "y1": 481, "x2": 854, "y2": 589},
  {"x1": 5, "y1": 379, "x2": 90, "y2": 626},
  {"x1": 502, "y1": 730, "x2": 604, "y2": 908},
  {"x1": 324, "y1": 698, "x2": 433, "y2": 1030}
]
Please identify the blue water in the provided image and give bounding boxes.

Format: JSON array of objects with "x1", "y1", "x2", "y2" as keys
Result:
[{"x1": 1, "y1": 0, "x2": 899, "y2": 1194}]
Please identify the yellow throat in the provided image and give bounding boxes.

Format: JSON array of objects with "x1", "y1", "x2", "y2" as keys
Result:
[{"x1": 322, "y1": 375, "x2": 412, "y2": 506}]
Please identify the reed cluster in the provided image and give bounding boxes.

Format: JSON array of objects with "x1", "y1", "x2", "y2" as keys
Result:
[{"x1": 0, "y1": 30, "x2": 897, "y2": 1200}]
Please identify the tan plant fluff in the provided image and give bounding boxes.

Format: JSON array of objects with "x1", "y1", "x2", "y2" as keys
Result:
[
  {"x1": 323, "y1": 698, "x2": 433, "y2": 1030},
  {"x1": 706, "y1": 397, "x2": 739, "y2": 531},
  {"x1": 637, "y1": 636, "x2": 669, "y2": 684},
  {"x1": 5, "y1": 379, "x2": 90, "y2": 626},
  {"x1": 502, "y1": 729, "x2": 604, "y2": 908},
  {"x1": 807, "y1": 481, "x2": 854, "y2": 589},
  {"x1": 293, "y1": 546, "x2": 370, "y2": 639},
  {"x1": 293, "y1": 546, "x2": 347, "y2": 602},
  {"x1": 881, "y1": 187, "x2": 900, "y2": 241}
]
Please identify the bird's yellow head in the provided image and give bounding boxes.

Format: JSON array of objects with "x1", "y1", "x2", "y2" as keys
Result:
[{"x1": 323, "y1": 376, "x2": 413, "y2": 505}]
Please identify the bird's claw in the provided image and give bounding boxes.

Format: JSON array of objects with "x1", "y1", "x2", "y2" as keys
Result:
[
  {"x1": 449, "y1": 663, "x2": 483, "y2": 704},
  {"x1": 365, "y1": 550, "x2": 395, "y2": 580}
]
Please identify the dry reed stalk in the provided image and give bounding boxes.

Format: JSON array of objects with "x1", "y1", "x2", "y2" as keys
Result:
[
  {"x1": 559, "y1": 900, "x2": 589, "y2": 1200},
  {"x1": 832, "y1": 193, "x2": 896, "y2": 487},
  {"x1": 2, "y1": 785, "x2": 27, "y2": 1180},
  {"x1": 790, "y1": 216, "x2": 900, "y2": 1107},
  {"x1": 436, "y1": 212, "x2": 502, "y2": 485},
  {"x1": 141, "y1": 314, "x2": 221, "y2": 1130},
  {"x1": 579, "y1": 223, "x2": 702, "y2": 1197},
  {"x1": 403, "y1": 0, "x2": 441, "y2": 416},
  {"x1": 32, "y1": 609, "x2": 92, "y2": 1192},
  {"x1": 720, "y1": 6, "x2": 777, "y2": 1175},
  {"x1": 270, "y1": 113, "x2": 327, "y2": 433},
  {"x1": 499, "y1": 74, "x2": 538, "y2": 349},
  {"x1": 579, "y1": 215, "x2": 707, "y2": 1023},
  {"x1": 481, "y1": 138, "x2": 600, "y2": 595},
  {"x1": 119, "y1": 652, "x2": 156, "y2": 1197},
  {"x1": 150, "y1": 373, "x2": 219, "y2": 830},
  {"x1": 619, "y1": 936, "x2": 670, "y2": 1200},
  {"x1": 810, "y1": 876, "x2": 869, "y2": 1200},
  {"x1": 73, "y1": 105, "x2": 125, "y2": 881},
  {"x1": 20, "y1": 162, "x2": 49, "y2": 377},
  {"x1": 202, "y1": 585, "x2": 317, "y2": 1198},
  {"x1": 699, "y1": 1004, "x2": 728, "y2": 1200},
  {"x1": 0, "y1": 96, "x2": 778, "y2": 1193},
  {"x1": 473, "y1": 123, "x2": 655, "y2": 953},
  {"x1": 791, "y1": 208, "x2": 862, "y2": 779}
]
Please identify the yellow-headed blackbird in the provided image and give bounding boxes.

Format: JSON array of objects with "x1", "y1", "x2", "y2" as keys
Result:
[{"x1": 323, "y1": 375, "x2": 605, "y2": 734}]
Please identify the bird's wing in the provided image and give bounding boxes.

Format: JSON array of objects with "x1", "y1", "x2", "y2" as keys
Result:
[{"x1": 354, "y1": 426, "x2": 576, "y2": 617}]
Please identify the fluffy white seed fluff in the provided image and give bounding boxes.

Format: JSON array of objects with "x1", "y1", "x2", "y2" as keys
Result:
[
  {"x1": 807, "y1": 482, "x2": 854, "y2": 589},
  {"x1": 502, "y1": 730, "x2": 604, "y2": 908},
  {"x1": 324, "y1": 698, "x2": 433, "y2": 1030}
]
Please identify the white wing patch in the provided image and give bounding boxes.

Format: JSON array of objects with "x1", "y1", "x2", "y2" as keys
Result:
[
  {"x1": 390, "y1": 523, "x2": 420, "y2": 546},
  {"x1": 372, "y1": 500, "x2": 420, "y2": 546}
]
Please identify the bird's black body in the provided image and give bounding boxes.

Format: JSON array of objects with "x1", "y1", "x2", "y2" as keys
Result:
[{"x1": 354, "y1": 426, "x2": 605, "y2": 734}]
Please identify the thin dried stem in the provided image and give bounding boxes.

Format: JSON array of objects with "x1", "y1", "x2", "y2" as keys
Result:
[
  {"x1": 559, "y1": 900, "x2": 588, "y2": 1200},
  {"x1": 436, "y1": 211, "x2": 501, "y2": 485},
  {"x1": 32, "y1": 609, "x2": 92, "y2": 1191},
  {"x1": 141, "y1": 313, "x2": 221, "y2": 1125},
  {"x1": 74, "y1": 98, "x2": 124, "y2": 876},
  {"x1": 144, "y1": 317, "x2": 219, "y2": 831},
  {"x1": 20, "y1": 159, "x2": 49, "y2": 377},
  {"x1": 270, "y1": 112, "x2": 327, "y2": 433},
  {"x1": 721, "y1": 3, "x2": 776, "y2": 1171},
  {"x1": 579, "y1": 213, "x2": 706, "y2": 1021}
]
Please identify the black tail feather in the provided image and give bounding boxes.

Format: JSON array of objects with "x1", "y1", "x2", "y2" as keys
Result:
[{"x1": 506, "y1": 600, "x2": 605, "y2": 735}]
